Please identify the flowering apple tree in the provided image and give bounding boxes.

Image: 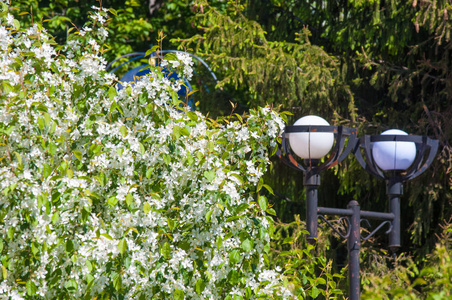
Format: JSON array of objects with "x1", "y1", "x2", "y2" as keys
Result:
[{"x1": 0, "y1": 2, "x2": 292, "y2": 299}]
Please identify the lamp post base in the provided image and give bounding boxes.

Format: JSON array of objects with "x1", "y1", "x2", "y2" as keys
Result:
[
  {"x1": 315, "y1": 201, "x2": 398, "y2": 300},
  {"x1": 348, "y1": 200, "x2": 361, "y2": 300}
]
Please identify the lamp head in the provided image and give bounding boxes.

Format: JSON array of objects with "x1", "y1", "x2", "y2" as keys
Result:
[
  {"x1": 372, "y1": 129, "x2": 417, "y2": 171},
  {"x1": 288, "y1": 115, "x2": 335, "y2": 159}
]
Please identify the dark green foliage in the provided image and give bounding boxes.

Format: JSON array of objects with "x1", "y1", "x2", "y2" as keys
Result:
[
  {"x1": 9, "y1": 0, "x2": 194, "y2": 64},
  {"x1": 270, "y1": 215, "x2": 347, "y2": 299},
  {"x1": 177, "y1": 1, "x2": 452, "y2": 295},
  {"x1": 361, "y1": 220, "x2": 452, "y2": 299},
  {"x1": 176, "y1": 1, "x2": 357, "y2": 121},
  {"x1": 226, "y1": 0, "x2": 452, "y2": 257}
]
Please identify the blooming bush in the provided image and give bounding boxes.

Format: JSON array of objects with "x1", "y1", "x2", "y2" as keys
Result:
[{"x1": 0, "y1": 2, "x2": 291, "y2": 299}]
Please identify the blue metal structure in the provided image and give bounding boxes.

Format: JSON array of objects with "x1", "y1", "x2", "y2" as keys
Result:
[{"x1": 106, "y1": 50, "x2": 219, "y2": 110}]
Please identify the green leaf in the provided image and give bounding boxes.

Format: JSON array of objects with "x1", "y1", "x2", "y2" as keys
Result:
[
  {"x1": 173, "y1": 125, "x2": 181, "y2": 139},
  {"x1": 167, "y1": 218, "x2": 175, "y2": 231},
  {"x1": 180, "y1": 126, "x2": 190, "y2": 136},
  {"x1": 4, "y1": 125, "x2": 15, "y2": 136},
  {"x1": 65, "y1": 239, "x2": 74, "y2": 253},
  {"x1": 42, "y1": 163, "x2": 52, "y2": 178},
  {"x1": 235, "y1": 203, "x2": 249, "y2": 214},
  {"x1": 118, "y1": 239, "x2": 128, "y2": 255},
  {"x1": 145, "y1": 45, "x2": 159, "y2": 57},
  {"x1": 203, "y1": 170, "x2": 215, "y2": 182},
  {"x1": 309, "y1": 287, "x2": 320, "y2": 298},
  {"x1": 143, "y1": 202, "x2": 151, "y2": 214},
  {"x1": 187, "y1": 111, "x2": 198, "y2": 122},
  {"x1": 48, "y1": 85, "x2": 56, "y2": 95},
  {"x1": 86, "y1": 260, "x2": 93, "y2": 272},
  {"x1": 120, "y1": 125, "x2": 128, "y2": 137},
  {"x1": 126, "y1": 85, "x2": 132, "y2": 96},
  {"x1": 1, "y1": 265, "x2": 7, "y2": 280},
  {"x1": 208, "y1": 141, "x2": 215, "y2": 152},
  {"x1": 261, "y1": 184, "x2": 274, "y2": 195},
  {"x1": 27, "y1": 280, "x2": 37, "y2": 296},
  {"x1": 241, "y1": 238, "x2": 254, "y2": 252},
  {"x1": 171, "y1": 90, "x2": 178, "y2": 105},
  {"x1": 95, "y1": 172, "x2": 106, "y2": 186},
  {"x1": 174, "y1": 289, "x2": 185, "y2": 300},
  {"x1": 162, "y1": 242, "x2": 171, "y2": 259},
  {"x1": 226, "y1": 216, "x2": 244, "y2": 222},
  {"x1": 86, "y1": 274, "x2": 94, "y2": 287},
  {"x1": 7, "y1": 227, "x2": 14, "y2": 240},
  {"x1": 229, "y1": 249, "x2": 241, "y2": 265},
  {"x1": 195, "y1": 278, "x2": 205, "y2": 294},
  {"x1": 13, "y1": 19, "x2": 20, "y2": 30},
  {"x1": 51, "y1": 191, "x2": 61, "y2": 203},
  {"x1": 231, "y1": 173, "x2": 244, "y2": 184},
  {"x1": 14, "y1": 152, "x2": 23, "y2": 170},
  {"x1": 216, "y1": 236, "x2": 223, "y2": 250},
  {"x1": 108, "y1": 8, "x2": 118, "y2": 16},
  {"x1": 38, "y1": 116, "x2": 45, "y2": 131},
  {"x1": 31, "y1": 242, "x2": 39, "y2": 255},
  {"x1": 146, "y1": 103, "x2": 154, "y2": 114},
  {"x1": 265, "y1": 208, "x2": 277, "y2": 216},
  {"x1": 52, "y1": 211, "x2": 59, "y2": 224},
  {"x1": 101, "y1": 233, "x2": 113, "y2": 240},
  {"x1": 110, "y1": 101, "x2": 124, "y2": 115},
  {"x1": 413, "y1": 278, "x2": 427, "y2": 286},
  {"x1": 108, "y1": 86, "x2": 117, "y2": 100},
  {"x1": 139, "y1": 142, "x2": 145, "y2": 155},
  {"x1": 227, "y1": 269, "x2": 240, "y2": 285},
  {"x1": 224, "y1": 232, "x2": 233, "y2": 240},
  {"x1": 205, "y1": 210, "x2": 213, "y2": 222},
  {"x1": 2, "y1": 81, "x2": 12, "y2": 94},
  {"x1": 146, "y1": 168, "x2": 154, "y2": 178},
  {"x1": 282, "y1": 236, "x2": 293, "y2": 245},
  {"x1": 263, "y1": 243, "x2": 270, "y2": 253},
  {"x1": 108, "y1": 196, "x2": 119, "y2": 207},
  {"x1": 73, "y1": 150, "x2": 82, "y2": 161},
  {"x1": 258, "y1": 195, "x2": 268, "y2": 211},
  {"x1": 112, "y1": 273, "x2": 122, "y2": 291},
  {"x1": 44, "y1": 112, "x2": 51, "y2": 128},
  {"x1": 126, "y1": 193, "x2": 134, "y2": 206},
  {"x1": 186, "y1": 153, "x2": 194, "y2": 165}
]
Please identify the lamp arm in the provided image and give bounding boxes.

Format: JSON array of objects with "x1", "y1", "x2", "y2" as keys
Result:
[
  {"x1": 353, "y1": 136, "x2": 385, "y2": 179},
  {"x1": 406, "y1": 137, "x2": 439, "y2": 180},
  {"x1": 361, "y1": 220, "x2": 393, "y2": 241},
  {"x1": 333, "y1": 128, "x2": 358, "y2": 167},
  {"x1": 318, "y1": 215, "x2": 351, "y2": 239}
]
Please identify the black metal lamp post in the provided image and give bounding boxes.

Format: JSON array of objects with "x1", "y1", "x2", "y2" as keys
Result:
[
  {"x1": 277, "y1": 116, "x2": 438, "y2": 300},
  {"x1": 354, "y1": 130, "x2": 439, "y2": 253}
]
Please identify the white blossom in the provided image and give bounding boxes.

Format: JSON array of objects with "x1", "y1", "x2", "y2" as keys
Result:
[{"x1": 0, "y1": 4, "x2": 290, "y2": 299}]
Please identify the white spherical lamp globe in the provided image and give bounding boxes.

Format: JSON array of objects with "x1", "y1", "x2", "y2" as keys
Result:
[
  {"x1": 372, "y1": 129, "x2": 417, "y2": 171},
  {"x1": 288, "y1": 115, "x2": 335, "y2": 159}
]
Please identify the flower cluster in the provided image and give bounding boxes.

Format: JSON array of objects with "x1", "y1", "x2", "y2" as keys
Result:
[{"x1": 0, "y1": 3, "x2": 290, "y2": 299}]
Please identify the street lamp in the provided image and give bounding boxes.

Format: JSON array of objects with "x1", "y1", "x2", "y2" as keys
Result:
[
  {"x1": 278, "y1": 116, "x2": 358, "y2": 243},
  {"x1": 354, "y1": 129, "x2": 439, "y2": 253},
  {"x1": 277, "y1": 116, "x2": 438, "y2": 300}
]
